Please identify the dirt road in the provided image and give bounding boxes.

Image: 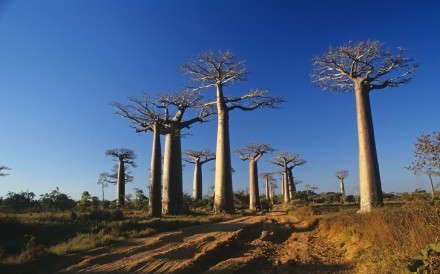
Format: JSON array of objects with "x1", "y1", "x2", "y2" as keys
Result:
[{"x1": 50, "y1": 206, "x2": 353, "y2": 273}]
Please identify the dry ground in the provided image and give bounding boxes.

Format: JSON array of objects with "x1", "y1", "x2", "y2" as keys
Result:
[{"x1": 16, "y1": 205, "x2": 354, "y2": 274}]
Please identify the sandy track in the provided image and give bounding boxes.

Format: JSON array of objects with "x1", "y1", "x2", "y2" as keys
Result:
[{"x1": 47, "y1": 206, "x2": 353, "y2": 274}]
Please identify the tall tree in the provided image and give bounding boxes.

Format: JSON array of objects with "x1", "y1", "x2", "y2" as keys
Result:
[
  {"x1": 0, "y1": 165, "x2": 11, "y2": 176},
  {"x1": 407, "y1": 131, "x2": 440, "y2": 199},
  {"x1": 105, "y1": 148, "x2": 136, "y2": 207},
  {"x1": 113, "y1": 93, "x2": 170, "y2": 217},
  {"x1": 236, "y1": 143, "x2": 274, "y2": 210},
  {"x1": 184, "y1": 149, "x2": 216, "y2": 200},
  {"x1": 312, "y1": 40, "x2": 418, "y2": 212},
  {"x1": 158, "y1": 90, "x2": 212, "y2": 215},
  {"x1": 183, "y1": 51, "x2": 284, "y2": 213},
  {"x1": 335, "y1": 170, "x2": 349, "y2": 204},
  {"x1": 271, "y1": 153, "x2": 306, "y2": 203}
]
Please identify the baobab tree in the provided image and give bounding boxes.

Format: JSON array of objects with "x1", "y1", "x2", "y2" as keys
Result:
[
  {"x1": 105, "y1": 148, "x2": 136, "y2": 207},
  {"x1": 158, "y1": 91, "x2": 212, "y2": 215},
  {"x1": 260, "y1": 172, "x2": 276, "y2": 203},
  {"x1": 113, "y1": 93, "x2": 168, "y2": 217},
  {"x1": 407, "y1": 131, "x2": 440, "y2": 199},
  {"x1": 312, "y1": 40, "x2": 418, "y2": 212},
  {"x1": 183, "y1": 51, "x2": 284, "y2": 213},
  {"x1": 335, "y1": 170, "x2": 349, "y2": 204},
  {"x1": 271, "y1": 153, "x2": 306, "y2": 203},
  {"x1": 236, "y1": 143, "x2": 274, "y2": 210},
  {"x1": 184, "y1": 149, "x2": 216, "y2": 200},
  {"x1": 114, "y1": 90, "x2": 211, "y2": 215},
  {"x1": 0, "y1": 165, "x2": 11, "y2": 176}
]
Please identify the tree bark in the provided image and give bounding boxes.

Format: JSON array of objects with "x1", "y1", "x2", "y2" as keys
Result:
[
  {"x1": 287, "y1": 167, "x2": 296, "y2": 198},
  {"x1": 249, "y1": 160, "x2": 259, "y2": 210},
  {"x1": 428, "y1": 173, "x2": 435, "y2": 200},
  {"x1": 214, "y1": 84, "x2": 235, "y2": 213},
  {"x1": 340, "y1": 178, "x2": 346, "y2": 204},
  {"x1": 283, "y1": 161, "x2": 290, "y2": 203},
  {"x1": 265, "y1": 176, "x2": 270, "y2": 202},
  {"x1": 149, "y1": 125, "x2": 162, "y2": 217},
  {"x1": 162, "y1": 132, "x2": 184, "y2": 215},
  {"x1": 193, "y1": 160, "x2": 203, "y2": 200},
  {"x1": 355, "y1": 81, "x2": 383, "y2": 212},
  {"x1": 117, "y1": 160, "x2": 125, "y2": 207}
]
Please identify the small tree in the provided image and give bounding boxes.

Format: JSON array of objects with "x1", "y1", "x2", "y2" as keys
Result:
[
  {"x1": 335, "y1": 170, "x2": 349, "y2": 204},
  {"x1": 0, "y1": 166, "x2": 11, "y2": 177},
  {"x1": 105, "y1": 148, "x2": 136, "y2": 207},
  {"x1": 312, "y1": 40, "x2": 417, "y2": 212},
  {"x1": 236, "y1": 143, "x2": 274, "y2": 210},
  {"x1": 183, "y1": 51, "x2": 284, "y2": 213},
  {"x1": 184, "y1": 149, "x2": 216, "y2": 200},
  {"x1": 97, "y1": 172, "x2": 110, "y2": 205},
  {"x1": 407, "y1": 131, "x2": 440, "y2": 199}
]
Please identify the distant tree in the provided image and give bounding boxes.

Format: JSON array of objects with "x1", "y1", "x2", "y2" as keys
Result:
[
  {"x1": 312, "y1": 40, "x2": 418, "y2": 212},
  {"x1": 271, "y1": 153, "x2": 306, "y2": 203},
  {"x1": 39, "y1": 187, "x2": 76, "y2": 211},
  {"x1": 97, "y1": 172, "x2": 111, "y2": 204},
  {"x1": 335, "y1": 170, "x2": 349, "y2": 204},
  {"x1": 184, "y1": 149, "x2": 216, "y2": 200},
  {"x1": 236, "y1": 143, "x2": 274, "y2": 210},
  {"x1": 183, "y1": 51, "x2": 284, "y2": 213},
  {"x1": 78, "y1": 191, "x2": 92, "y2": 209},
  {"x1": 133, "y1": 187, "x2": 149, "y2": 210},
  {"x1": 2, "y1": 191, "x2": 36, "y2": 211},
  {"x1": 105, "y1": 148, "x2": 136, "y2": 207},
  {"x1": 260, "y1": 172, "x2": 276, "y2": 203},
  {"x1": 0, "y1": 165, "x2": 11, "y2": 176},
  {"x1": 407, "y1": 131, "x2": 440, "y2": 199}
]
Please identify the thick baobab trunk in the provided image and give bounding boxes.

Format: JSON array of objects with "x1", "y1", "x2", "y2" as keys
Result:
[
  {"x1": 214, "y1": 85, "x2": 234, "y2": 213},
  {"x1": 162, "y1": 132, "x2": 184, "y2": 215},
  {"x1": 340, "y1": 178, "x2": 346, "y2": 204},
  {"x1": 265, "y1": 176, "x2": 270, "y2": 202},
  {"x1": 149, "y1": 126, "x2": 162, "y2": 217},
  {"x1": 288, "y1": 167, "x2": 296, "y2": 198},
  {"x1": 428, "y1": 174, "x2": 435, "y2": 200},
  {"x1": 355, "y1": 82, "x2": 383, "y2": 212},
  {"x1": 283, "y1": 162, "x2": 290, "y2": 203},
  {"x1": 193, "y1": 160, "x2": 203, "y2": 200},
  {"x1": 117, "y1": 160, "x2": 125, "y2": 207},
  {"x1": 249, "y1": 160, "x2": 259, "y2": 210}
]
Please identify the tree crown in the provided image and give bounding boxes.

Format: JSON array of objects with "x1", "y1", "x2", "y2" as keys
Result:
[
  {"x1": 406, "y1": 131, "x2": 440, "y2": 176},
  {"x1": 312, "y1": 40, "x2": 418, "y2": 92}
]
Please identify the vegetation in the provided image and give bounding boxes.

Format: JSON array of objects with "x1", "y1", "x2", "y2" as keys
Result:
[
  {"x1": 312, "y1": 40, "x2": 418, "y2": 212},
  {"x1": 407, "y1": 131, "x2": 440, "y2": 199}
]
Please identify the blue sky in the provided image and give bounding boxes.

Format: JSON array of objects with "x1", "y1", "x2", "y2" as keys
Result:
[{"x1": 1, "y1": 0, "x2": 439, "y2": 200}]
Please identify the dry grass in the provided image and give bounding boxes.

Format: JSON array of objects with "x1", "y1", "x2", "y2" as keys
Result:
[{"x1": 315, "y1": 201, "x2": 440, "y2": 273}]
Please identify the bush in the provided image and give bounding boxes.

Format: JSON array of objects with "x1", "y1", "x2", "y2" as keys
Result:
[{"x1": 407, "y1": 243, "x2": 440, "y2": 273}]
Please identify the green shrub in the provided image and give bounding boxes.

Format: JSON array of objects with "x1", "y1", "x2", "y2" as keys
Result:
[{"x1": 407, "y1": 243, "x2": 440, "y2": 273}]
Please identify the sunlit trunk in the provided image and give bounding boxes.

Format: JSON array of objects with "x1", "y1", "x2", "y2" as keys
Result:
[
  {"x1": 340, "y1": 178, "x2": 346, "y2": 204},
  {"x1": 355, "y1": 82, "x2": 383, "y2": 213},
  {"x1": 193, "y1": 160, "x2": 202, "y2": 200},
  {"x1": 283, "y1": 161, "x2": 290, "y2": 203},
  {"x1": 214, "y1": 84, "x2": 234, "y2": 213},
  {"x1": 288, "y1": 168, "x2": 296, "y2": 198},
  {"x1": 265, "y1": 176, "x2": 270, "y2": 202},
  {"x1": 428, "y1": 174, "x2": 435, "y2": 200},
  {"x1": 149, "y1": 125, "x2": 162, "y2": 217},
  {"x1": 162, "y1": 132, "x2": 184, "y2": 215},
  {"x1": 249, "y1": 160, "x2": 259, "y2": 210},
  {"x1": 117, "y1": 160, "x2": 125, "y2": 207}
]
